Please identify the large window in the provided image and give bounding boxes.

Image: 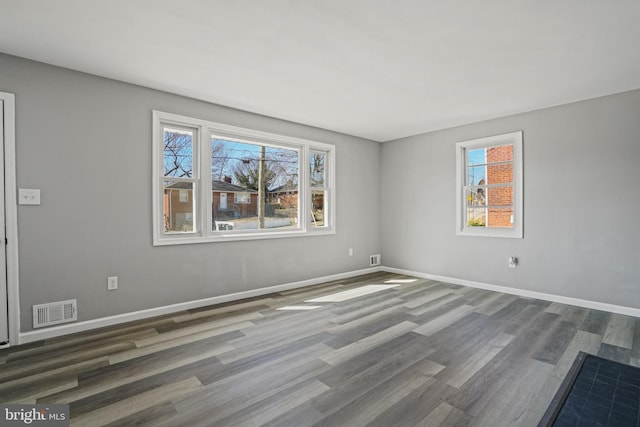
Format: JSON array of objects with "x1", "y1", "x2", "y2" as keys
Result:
[
  {"x1": 153, "y1": 111, "x2": 335, "y2": 245},
  {"x1": 456, "y1": 131, "x2": 523, "y2": 238}
]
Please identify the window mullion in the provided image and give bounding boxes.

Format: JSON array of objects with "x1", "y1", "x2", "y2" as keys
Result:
[
  {"x1": 190, "y1": 126, "x2": 200, "y2": 236},
  {"x1": 465, "y1": 149, "x2": 471, "y2": 186},
  {"x1": 301, "y1": 145, "x2": 309, "y2": 231},
  {"x1": 201, "y1": 127, "x2": 212, "y2": 237},
  {"x1": 467, "y1": 183, "x2": 513, "y2": 190},
  {"x1": 467, "y1": 160, "x2": 513, "y2": 168}
]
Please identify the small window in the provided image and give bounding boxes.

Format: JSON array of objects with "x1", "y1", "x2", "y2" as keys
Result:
[
  {"x1": 310, "y1": 151, "x2": 329, "y2": 227},
  {"x1": 234, "y1": 192, "x2": 251, "y2": 204},
  {"x1": 456, "y1": 131, "x2": 523, "y2": 238}
]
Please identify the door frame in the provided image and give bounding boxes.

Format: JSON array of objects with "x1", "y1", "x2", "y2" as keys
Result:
[{"x1": 1, "y1": 92, "x2": 20, "y2": 347}]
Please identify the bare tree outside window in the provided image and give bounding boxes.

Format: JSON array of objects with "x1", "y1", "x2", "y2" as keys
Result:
[
  {"x1": 163, "y1": 129, "x2": 193, "y2": 178},
  {"x1": 211, "y1": 139, "x2": 232, "y2": 181},
  {"x1": 311, "y1": 153, "x2": 325, "y2": 187},
  {"x1": 232, "y1": 157, "x2": 277, "y2": 190},
  {"x1": 212, "y1": 139, "x2": 298, "y2": 189}
]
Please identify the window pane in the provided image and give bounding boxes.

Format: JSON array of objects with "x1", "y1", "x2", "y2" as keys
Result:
[
  {"x1": 466, "y1": 207, "x2": 515, "y2": 228},
  {"x1": 163, "y1": 181, "x2": 195, "y2": 233},
  {"x1": 467, "y1": 148, "x2": 486, "y2": 166},
  {"x1": 467, "y1": 166, "x2": 486, "y2": 186},
  {"x1": 486, "y1": 186, "x2": 513, "y2": 207},
  {"x1": 164, "y1": 128, "x2": 193, "y2": 177},
  {"x1": 465, "y1": 183, "x2": 513, "y2": 228},
  {"x1": 487, "y1": 207, "x2": 514, "y2": 228},
  {"x1": 465, "y1": 188, "x2": 486, "y2": 207},
  {"x1": 310, "y1": 152, "x2": 326, "y2": 187},
  {"x1": 486, "y1": 163, "x2": 513, "y2": 185},
  {"x1": 311, "y1": 190, "x2": 325, "y2": 227},
  {"x1": 487, "y1": 144, "x2": 513, "y2": 162},
  {"x1": 466, "y1": 208, "x2": 486, "y2": 227},
  {"x1": 209, "y1": 136, "x2": 300, "y2": 231}
]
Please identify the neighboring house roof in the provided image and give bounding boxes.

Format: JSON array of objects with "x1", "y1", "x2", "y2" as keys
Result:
[
  {"x1": 166, "y1": 181, "x2": 257, "y2": 193},
  {"x1": 212, "y1": 180, "x2": 257, "y2": 193},
  {"x1": 269, "y1": 183, "x2": 298, "y2": 193},
  {"x1": 164, "y1": 181, "x2": 192, "y2": 190}
]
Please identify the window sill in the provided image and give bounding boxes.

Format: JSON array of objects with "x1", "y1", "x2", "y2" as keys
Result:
[
  {"x1": 153, "y1": 228, "x2": 336, "y2": 246},
  {"x1": 456, "y1": 227, "x2": 522, "y2": 239}
]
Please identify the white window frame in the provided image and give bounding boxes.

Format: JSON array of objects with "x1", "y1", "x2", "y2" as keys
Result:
[
  {"x1": 153, "y1": 111, "x2": 336, "y2": 245},
  {"x1": 456, "y1": 131, "x2": 523, "y2": 238}
]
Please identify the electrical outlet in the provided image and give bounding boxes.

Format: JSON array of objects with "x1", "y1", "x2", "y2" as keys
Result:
[
  {"x1": 107, "y1": 276, "x2": 118, "y2": 290},
  {"x1": 18, "y1": 188, "x2": 41, "y2": 205},
  {"x1": 508, "y1": 257, "x2": 518, "y2": 269},
  {"x1": 348, "y1": 248, "x2": 353, "y2": 256}
]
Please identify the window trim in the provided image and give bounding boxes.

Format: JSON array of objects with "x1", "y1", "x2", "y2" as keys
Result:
[
  {"x1": 153, "y1": 111, "x2": 336, "y2": 245},
  {"x1": 455, "y1": 131, "x2": 523, "y2": 238}
]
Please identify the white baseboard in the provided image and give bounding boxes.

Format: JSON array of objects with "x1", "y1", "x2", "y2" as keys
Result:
[
  {"x1": 383, "y1": 267, "x2": 640, "y2": 318},
  {"x1": 19, "y1": 267, "x2": 382, "y2": 344}
]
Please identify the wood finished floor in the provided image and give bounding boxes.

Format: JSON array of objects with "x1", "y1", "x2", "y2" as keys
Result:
[{"x1": 1, "y1": 271, "x2": 639, "y2": 426}]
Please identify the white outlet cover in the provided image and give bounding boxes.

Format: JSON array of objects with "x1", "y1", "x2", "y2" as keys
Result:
[
  {"x1": 107, "y1": 276, "x2": 118, "y2": 290},
  {"x1": 19, "y1": 188, "x2": 41, "y2": 205}
]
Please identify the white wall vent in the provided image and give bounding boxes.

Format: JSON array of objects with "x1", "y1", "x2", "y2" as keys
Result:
[
  {"x1": 33, "y1": 299, "x2": 77, "y2": 328},
  {"x1": 370, "y1": 254, "x2": 381, "y2": 266}
]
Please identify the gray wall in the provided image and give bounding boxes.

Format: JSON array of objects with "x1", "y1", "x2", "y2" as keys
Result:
[
  {"x1": 381, "y1": 89, "x2": 640, "y2": 308},
  {"x1": 0, "y1": 53, "x2": 381, "y2": 332}
]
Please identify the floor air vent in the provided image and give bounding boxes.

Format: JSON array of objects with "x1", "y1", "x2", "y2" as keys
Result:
[
  {"x1": 33, "y1": 299, "x2": 77, "y2": 328},
  {"x1": 370, "y1": 254, "x2": 381, "y2": 266}
]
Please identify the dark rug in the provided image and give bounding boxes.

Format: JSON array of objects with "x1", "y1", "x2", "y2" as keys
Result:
[{"x1": 538, "y1": 352, "x2": 640, "y2": 427}]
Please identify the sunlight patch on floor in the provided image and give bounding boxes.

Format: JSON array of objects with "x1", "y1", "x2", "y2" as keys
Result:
[
  {"x1": 385, "y1": 279, "x2": 418, "y2": 284},
  {"x1": 306, "y1": 284, "x2": 400, "y2": 303},
  {"x1": 276, "y1": 305, "x2": 322, "y2": 311}
]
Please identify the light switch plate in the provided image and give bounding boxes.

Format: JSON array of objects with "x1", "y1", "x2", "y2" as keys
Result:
[{"x1": 19, "y1": 188, "x2": 41, "y2": 205}]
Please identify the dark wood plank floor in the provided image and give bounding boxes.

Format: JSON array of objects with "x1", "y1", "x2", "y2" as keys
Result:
[{"x1": 1, "y1": 272, "x2": 638, "y2": 426}]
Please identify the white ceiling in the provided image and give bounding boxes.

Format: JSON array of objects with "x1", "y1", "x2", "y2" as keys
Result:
[{"x1": 1, "y1": 1, "x2": 639, "y2": 142}]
